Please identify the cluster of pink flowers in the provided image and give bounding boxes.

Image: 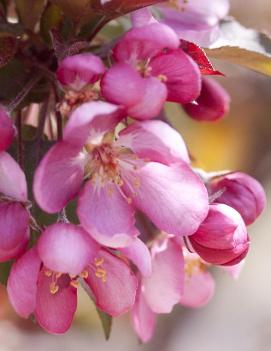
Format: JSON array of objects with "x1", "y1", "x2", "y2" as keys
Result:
[{"x1": 0, "y1": 0, "x2": 266, "y2": 342}]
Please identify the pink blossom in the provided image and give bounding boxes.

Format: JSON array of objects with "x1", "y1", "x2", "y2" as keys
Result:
[
  {"x1": 157, "y1": 0, "x2": 230, "y2": 47},
  {"x1": 183, "y1": 77, "x2": 230, "y2": 121},
  {"x1": 101, "y1": 22, "x2": 201, "y2": 119},
  {"x1": 7, "y1": 223, "x2": 138, "y2": 334},
  {"x1": 0, "y1": 106, "x2": 15, "y2": 152},
  {"x1": 180, "y1": 250, "x2": 215, "y2": 308},
  {"x1": 56, "y1": 53, "x2": 106, "y2": 91},
  {"x1": 209, "y1": 172, "x2": 266, "y2": 225},
  {"x1": 0, "y1": 152, "x2": 29, "y2": 262},
  {"x1": 189, "y1": 203, "x2": 249, "y2": 266},
  {"x1": 34, "y1": 101, "x2": 208, "y2": 247}
]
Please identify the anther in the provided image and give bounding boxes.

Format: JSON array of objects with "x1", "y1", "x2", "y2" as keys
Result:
[{"x1": 50, "y1": 282, "x2": 59, "y2": 295}]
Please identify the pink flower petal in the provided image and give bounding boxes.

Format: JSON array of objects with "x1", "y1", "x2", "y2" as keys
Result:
[
  {"x1": 118, "y1": 120, "x2": 190, "y2": 164},
  {"x1": 150, "y1": 49, "x2": 201, "y2": 104},
  {"x1": 0, "y1": 107, "x2": 15, "y2": 151},
  {"x1": 57, "y1": 53, "x2": 105, "y2": 90},
  {"x1": 85, "y1": 249, "x2": 138, "y2": 316},
  {"x1": 101, "y1": 63, "x2": 145, "y2": 107},
  {"x1": 33, "y1": 142, "x2": 85, "y2": 213},
  {"x1": 222, "y1": 260, "x2": 245, "y2": 280},
  {"x1": 142, "y1": 240, "x2": 184, "y2": 313},
  {"x1": 180, "y1": 270, "x2": 215, "y2": 308},
  {"x1": 127, "y1": 77, "x2": 167, "y2": 120},
  {"x1": 35, "y1": 269, "x2": 77, "y2": 334},
  {"x1": 131, "y1": 285, "x2": 157, "y2": 343},
  {"x1": 183, "y1": 78, "x2": 230, "y2": 121},
  {"x1": 7, "y1": 247, "x2": 41, "y2": 318},
  {"x1": 120, "y1": 237, "x2": 152, "y2": 277},
  {"x1": 77, "y1": 180, "x2": 137, "y2": 248},
  {"x1": 38, "y1": 223, "x2": 99, "y2": 276},
  {"x1": 0, "y1": 202, "x2": 29, "y2": 262},
  {"x1": 121, "y1": 162, "x2": 209, "y2": 236},
  {"x1": 113, "y1": 22, "x2": 179, "y2": 63},
  {"x1": 131, "y1": 8, "x2": 157, "y2": 27},
  {"x1": 63, "y1": 101, "x2": 125, "y2": 148},
  {"x1": 0, "y1": 152, "x2": 27, "y2": 202}
]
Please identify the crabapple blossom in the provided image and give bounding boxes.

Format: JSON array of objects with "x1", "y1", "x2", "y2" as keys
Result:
[
  {"x1": 33, "y1": 101, "x2": 209, "y2": 247},
  {"x1": 7, "y1": 223, "x2": 138, "y2": 333},
  {"x1": 209, "y1": 172, "x2": 266, "y2": 225},
  {"x1": 189, "y1": 204, "x2": 249, "y2": 266}
]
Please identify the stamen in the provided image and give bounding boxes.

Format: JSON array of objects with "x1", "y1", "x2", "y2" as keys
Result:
[
  {"x1": 50, "y1": 282, "x2": 59, "y2": 295},
  {"x1": 94, "y1": 258, "x2": 104, "y2": 267},
  {"x1": 80, "y1": 270, "x2": 89, "y2": 279},
  {"x1": 44, "y1": 270, "x2": 52, "y2": 277},
  {"x1": 70, "y1": 280, "x2": 79, "y2": 289}
]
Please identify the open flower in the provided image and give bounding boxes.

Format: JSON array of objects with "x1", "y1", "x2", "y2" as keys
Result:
[
  {"x1": 7, "y1": 223, "x2": 138, "y2": 334},
  {"x1": 0, "y1": 152, "x2": 29, "y2": 262},
  {"x1": 157, "y1": 0, "x2": 230, "y2": 47},
  {"x1": 34, "y1": 101, "x2": 208, "y2": 247},
  {"x1": 189, "y1": 203, "x2": 249, "y2": 266},
  {"x1": 101, "y1": 21, "x2": 201, "y2": 120}
]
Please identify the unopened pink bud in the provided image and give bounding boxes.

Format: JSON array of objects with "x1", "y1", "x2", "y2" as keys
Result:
[
  {"x1": 190, "y1": 203, "x2": 249, "y2": 266},
  {"x1": 183, "y1": 78, "x2": 230, "y2": 122},
  {"x1": 209, "y1": 172, "x2": 266, "y2": 225}
]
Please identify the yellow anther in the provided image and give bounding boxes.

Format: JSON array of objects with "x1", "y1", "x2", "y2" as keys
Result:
[
  {"x1": 50, "y1": 282, "x2": 59, "y2": 295},
  {"x1": 94, "y1": 257, "x2": 104, "y2": 267},
  {"x1": 185, "y1": 259, "x2": 206, "y2": 277},
  {"x1": 44, "y1": 270, "x2": 52, "y2": 277},
  {"x1": 95, "y1": 268, "x2": 107, "y2": 283},
  {"x1": 80, "y1": 270, "x2": 89, "y2": 279},
  {"x1": 55, "y1": 272, "x2": 62, "y2": 278},
  {"x1": 157, "y1": 74, "x2": 168, "y2": 82},
  {"x1": 70, "y1": 280, "x2": 79, "y2": 289}
]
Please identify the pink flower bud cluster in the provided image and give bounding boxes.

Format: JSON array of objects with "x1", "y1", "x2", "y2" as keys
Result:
[{"x1": 0, "y1": 0, "x2": 266, "y2": 343}]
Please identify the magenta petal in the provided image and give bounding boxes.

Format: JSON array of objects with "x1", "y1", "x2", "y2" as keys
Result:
[
  {"x1": 142, "y1": 240, "x2": 184, "y2": 313},
  {"x1": 180, "y1": 270, "x2": 215, "y2": 308},
  {"x1": 131, "y1": 285, "x2": 157, "y2": 343},
  {"x1": 0, "y1": 202, "x2": 29, "y2": 262},
  {"x1": 35, "y1": 270, "x2": 77, "y2": 334},
  {"x1": 77, "y1": 180, "x2": 136, "y2": 248},
  {"x1": 131, "y1": 8, "x2": 157, "y2": 27},
  {"x1": 118, "y1": 120, "x2": 190, "y2": 164},
  {"x1": 101, "y1": 63, "x2": 145, "y2": 107},
  {"x1": 7, "y1": 247, "x2": 41, "y2": 318},
  {"x1": 113, "y1": 22, "x2": 179, "y2": 63},
  {"x1": 150, "y1": 49, "x2": 201, "y2": 104},
  {"x1": 0, "y1": 107, "x2": 15, "y2": 151},
  {"x1": 183, "y1": 78, "x2": 230, "y2": 121},
  {"x1": 127, "y1": 77, "x2": 167, "y2": 120},
  {"x1": 33, "y1": 142, "x2": 85, "y2": 213},
  {"x1": 85, "y1": 249, "x2": 138, "y2": 316},
  {"x1": 122, "y1": 162, "x2": 208, "y2": 236},
  {"x1": 57, "y1": 53, "x2": 105, "y2": 90},
  {"x1": 0, "y1": 152, "x2": 27, "y2": 202},
  {"x1": 120, "y1": 237, "x2": 152, "y2": 277},
  {"x1": 38, "y1": 223, "x2": 99, "y2": 276},
  {"x1": 63, "y1": 101, "x2": 125, "y2": 148}
]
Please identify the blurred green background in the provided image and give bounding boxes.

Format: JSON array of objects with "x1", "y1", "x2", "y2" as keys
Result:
[{"x1": 1, "y1": 1, "x2": 271, "y2": 350}]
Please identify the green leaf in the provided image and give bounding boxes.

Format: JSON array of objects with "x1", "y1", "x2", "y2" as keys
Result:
[
  {"x1": 0, "y1": 261, "x2": 12, "y2": 286},
  {"x1": 40, "y1": 3, "x2": 63, "y2": 43},
  {"x1": 15, "y1": 0, "x2": 46, "y2": 30},
  {"x1": 96, "y1": 308, "x2": 112, "y2": 340},
  {"x1": 205, "y1": 19, "x2": 271, "y2": 76},
  {"x1": 0, "y1": 33, "x2": 17, "y2": 68}
]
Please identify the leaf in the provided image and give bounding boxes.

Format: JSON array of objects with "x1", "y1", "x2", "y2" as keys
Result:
[
  {"x1": 96, "y1": 308, "x2": 113, "y2": 340},
  {"x1": 205, "y1": 18, "x2": 271, "y2": 76},
  {"x1": 180, "y1": 39, "x2": 223, "y2": 76},
  {"x1": 15, "y1": 0, "x2": 46, "y2": 30},
  {"x1": 0, "y1": 261, "x2": 12, "y2": 286},
  {"x1": 0, "y1": 34, "x2": 17, "y2": 68},
  {"x1": 50, "y1": 0, "x2": 94, "y2": 25},
  {"x1": 40, "y1": 3, "x2": 63, "y2": 43}
]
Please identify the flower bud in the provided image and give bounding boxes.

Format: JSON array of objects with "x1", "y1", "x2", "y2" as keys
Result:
[
  {"x1": 183, "y1": 78, "x2": 230, "y2": 121},
  {"x1": 189, "y1": 204, "x2": 249, "y2": 266},
  {"x1": 56, "y1": 53, "x2": 106, "y2": 91},
  {"x1": 209, "y1": 172, "x2": 266, "y2": 225},
  {"x1": 0, "y1": 106, "x2": 15, "y2": 151}
]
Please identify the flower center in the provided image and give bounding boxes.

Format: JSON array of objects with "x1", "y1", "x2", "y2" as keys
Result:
[{"x1": 184, "y1": 258, "x2": 206, "y2": 277}]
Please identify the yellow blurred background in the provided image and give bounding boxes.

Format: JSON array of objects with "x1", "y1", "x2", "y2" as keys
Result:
[{"x1": 1, "y1": 1, "x2": 271, "y2": 350}]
